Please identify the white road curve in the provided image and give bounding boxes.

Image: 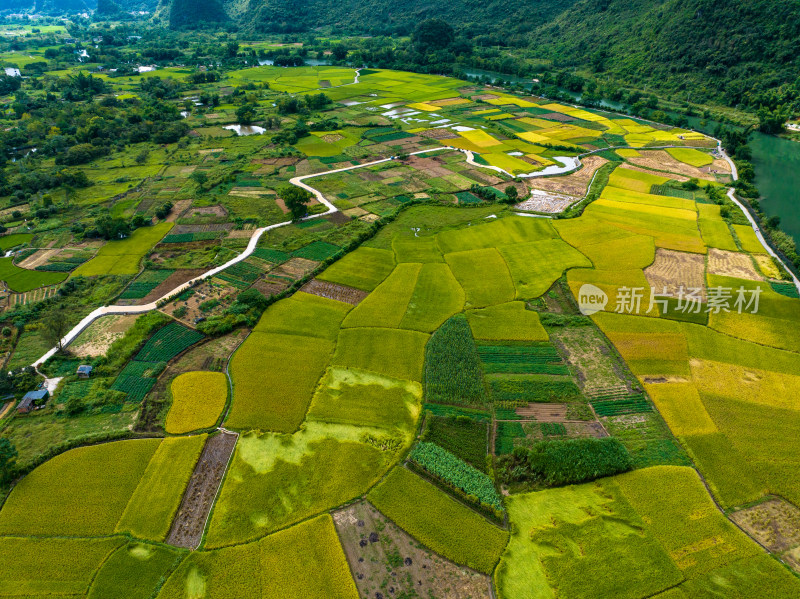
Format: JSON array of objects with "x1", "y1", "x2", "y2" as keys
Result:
[
  {"x1": 718, "y1": 145, "x2": 800, "y2": 294},
  {"x1": 32, "y1": 147, "x2": 448, "y2": 368}
]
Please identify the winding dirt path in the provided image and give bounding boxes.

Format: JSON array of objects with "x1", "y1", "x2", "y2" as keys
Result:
[{"x1": 32, "y1": 147, "x2": 448, "y2": 368}]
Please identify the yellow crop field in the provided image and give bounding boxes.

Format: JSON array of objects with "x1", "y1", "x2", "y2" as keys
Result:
[
  {"x1": 732, "y1": 224, "x2": 768, "y2": 254},
  {"x1": 645, "y1": 382, "x2": 717, "y2": 436},
  {"x1": 577, "y1": 234, "x2": 655, "y2": 270},
  {"x1": 608, "y1": 167, "x2": 670, "y2": 193},
  {"x1": 754, "y1": 254, "x2": 781, "y2": 278},
  {"x1": 487, "y1": 96, "x2": 539, "y2": 107},
  {"x1": 667, "y1": 147, "x2": 714, "y2": 167},
  {"x1": 691, "y1": 359, "x2": 800, "y2": 412},
  {"x1": 458, "y1": 129, "x2": 503, "y2": 148},
  {"x1": 406, "y1": 102, "x2": 440, "y2": 111},
  {"x1": 616, "y1": 148, "x2": 641, "y2": 157},
  {"x1": 166, "y1": 372, "x2": 228, "y2": 434},
  {"x1": 602, "y1": 186, "x2": 696, "y2": 212},
  {"x1": 466, "y1": 301, "x2": 548, "y2": 341}
]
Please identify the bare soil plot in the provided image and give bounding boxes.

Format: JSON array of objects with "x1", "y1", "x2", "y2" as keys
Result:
[
  {"x1": 627, "y1": 150, "x2": 717, "y2": 181},
  {"x1": 166, "y1": 431, "x2": 238, "y2": 550},
  {"x1": 225, "y1": 227, "x2": 256, "y2": 239},
  {"x1": 301, "y1": 279, "x2": 368, "y2": 305},
  {"x1": 731, "y1": 497, "x2": 800, "y2": 571},
  {"x1": 269, "y1": 257, "x2": 318, "y2": 282},
  {"x1": 229, "y1": 187, "x2": 272, "y2": 198},
  {"x1": 18, "y1": 248, "x2": 60, "y2": 269},
  {"x1": 418, "y1": 128, "x2": 459, "y2": 140},
  {"x1": 539, "y1": 112, "x2": 575, "y2": 122},
  {"x1": 68, "y1": 313, "x2": 140, "y2": 357},
  {"x1": 528, "y1": 155, "x2": 608, "y2": 197},
  {"x1": 550, "y1": 326, "x2": 637, "y2": 396},
  {"x1": 251, "y1": 279, "x2": 289, "y2": 297},
  {"x1": 515, "y1": 403, "x2": 567, "y2": 421},
  {"x1": 707, "y1": 248, "x2": 763, "y2": 281},
  {"x1": 8, "y1": 285, "x2": 58, "y2": 309},
  {"x1": 165, "y1": 199, "x2": 193, "y2": 222},
  {"x1": 172, "y1": 223, "x2": 234, "y2": 235},
  {"x1": 521, "y1": 421, "x2": 607, "y2": 441},
  {"x1": 326, "y1": 211, "x2": 351, "y2": 225},
  {"x1": 138, "y1": 268, "x2": 206, "y2": 305},
  {"x1": 515, "y1": 189, "x2": 578, "y2": 213},
  {"x1": 334, "y1": 502, "x2": 491, "y2": 599},
  {"x1": 0, "y1": 401, "x2": 14, "y2": 420},
  {"x1": 185, "y1": 205, "x2": 228, "y2": 219},
  {"x1": 644, "y1": 248, "x2": 707, "y2": 300},
  {"x1": 161, "y1": 279, "x2": 236, "y2": 326}
]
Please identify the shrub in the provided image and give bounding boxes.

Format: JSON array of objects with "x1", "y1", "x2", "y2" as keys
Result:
[{"x1": 498, "y1": 437, "x2": 633, "y2": 487}]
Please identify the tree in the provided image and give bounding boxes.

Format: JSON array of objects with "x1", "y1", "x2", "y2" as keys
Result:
[
  {"x1": 41, "y1": 309, "x2": 70, "y2": 352},
  {"x1": 332, "y1": 46, "x2": 348, "y2": 61},
  {"x1": 0, "y1": 438, "x2": 17, "y2": 484},
  {"x1": 236, "y1": 103, "x2": 257, "y2": 125},
  {"x1": 504, "y1": 185, "x2": 519, "y2": 204},
  {"x1": 190, "y1": 171, "x2": 208, "y2": 187},
  {"x1": 757, "y1": 105, "x2": 790, "y2": 134},
  {"x1": 279, "y1": 185, "x2": 313, "y2": 221},
  {"x1": 413, "y1": 19, "x2": 455, "y2": 51}
]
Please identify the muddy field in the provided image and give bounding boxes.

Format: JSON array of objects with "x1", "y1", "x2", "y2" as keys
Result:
[
  {"x1": 268, "y1": 257, "x2": 319, "y2": 282},
  {"x1": 161, "y1": 279, "x2": 236, "y2": 326},
  {"x1": 301, "y1": 279, "x2": 368, "y2": 305},
  {"x1": 627, "y1": 150, "x2": 727, "y2": 181},
  {"x1": 644, "y1": 248, "x2": 707, "y2": 300},
  {"x1": 731, "y1": 497, "x2": 800, "y2": 572},
  {"x1": 527, "y1": 155, "x2": 608, "y2": 197},
  {"x1": 550, "y1": 326, "x2": 637, "y2": 396},
  {"x1": 137, "y1": 268, "x2": 206, "y2": 305},
  {"x1": 68, "y1": 313, "x2": 140, "y2": 357},
  {"x1": 166, "y1": 431, "x2": 238, "y2": 550},
  {"x1": 0, "y1": 401, "x2": 13, "y2": 420},
  {"x1": 333, "y1": 501, "x2": 490, "y2": 599},
  {"x1": 515, "y1": 189, "x2": 578, "y2": 213},
  {"x1": 707, "y1": 248, "x2": 763, "y2": 281},
  {"x1": 137, "y1": 331, "x2": 245, "y2": 433}
]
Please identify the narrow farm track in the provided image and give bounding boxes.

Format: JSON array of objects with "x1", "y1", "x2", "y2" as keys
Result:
[
  {"x1": 31, "y1": 147, "x2": 448, "y2": 369},
  {"x1": 717, "y1": 146, "x2": 800, "y2": 294}
]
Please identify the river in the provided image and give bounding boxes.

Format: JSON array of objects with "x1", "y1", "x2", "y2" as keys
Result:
[
  {"x1": 675, "y1": 114, "x2": 800, "y2": 245},
  {"x1": 465, "y1": 65, "x2": 800, "y2": 246}
]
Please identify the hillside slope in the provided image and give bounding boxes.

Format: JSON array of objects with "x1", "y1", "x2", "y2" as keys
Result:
[{"x1": 529, "y1": 0, "x2": 800, "y2": 106}]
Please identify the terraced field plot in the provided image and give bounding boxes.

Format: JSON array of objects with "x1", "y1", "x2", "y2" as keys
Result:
[{"x1": 1, "y1": 63, "x2": 799, "y2": 599}]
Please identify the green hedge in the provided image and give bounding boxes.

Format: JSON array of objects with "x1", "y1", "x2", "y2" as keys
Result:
[
  {"x1": 409, "y1": 442, "x2": 502, "y2": 510},
  {"x1": 499, "y1": 437, "x2": 633, "y2": 487}
]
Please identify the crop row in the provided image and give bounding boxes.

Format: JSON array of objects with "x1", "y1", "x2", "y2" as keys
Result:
[
  {"x1": 110, "y1": 375, "x2": 156, "y2": 403},
  {"x1": 292, "y1": 241, "x2": 341, "y2": 262},
  {"x1": 135, "y1": 322, "x2": 204, "y2": 363},
  {"x1": 253, "y1": 247, "x2": 290, "y2": 264},
  {"x1": 410, "y1": 442, "x2": 502, "y2": 510},
  {"x1": 424, "y1": 315, "x2": 488, "y2": 406},
  {"x1": 592, "y1": 396, "x2": 652, "y2": 417},
  {"x1": 161, "y1": 232, "x2": 221, "y2": 243},
  {"x1": 495, "y1": 421, "x2": 525, "y2": 454},
  {"x1": 488, "y1": 375, "x2": 583, "y2": 403},
  {"x1": 119, "y1": 269, "x2": 175, "y2": 299}
]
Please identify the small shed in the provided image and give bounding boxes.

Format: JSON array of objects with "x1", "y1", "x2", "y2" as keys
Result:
[
  {"x1": 77, "y1": 365, "x2": 93, "y2": 379},
  {"x1": 17, "y1": 389, "x2": 49, "y2": 414}
]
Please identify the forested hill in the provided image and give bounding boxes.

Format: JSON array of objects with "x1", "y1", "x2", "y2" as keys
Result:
[
  {"x1": 528, "y1": 0, "x2": 800, "y2": 110},
  {"x1": 239, "y1": 0, "x2": 579, "y2": 37}
]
